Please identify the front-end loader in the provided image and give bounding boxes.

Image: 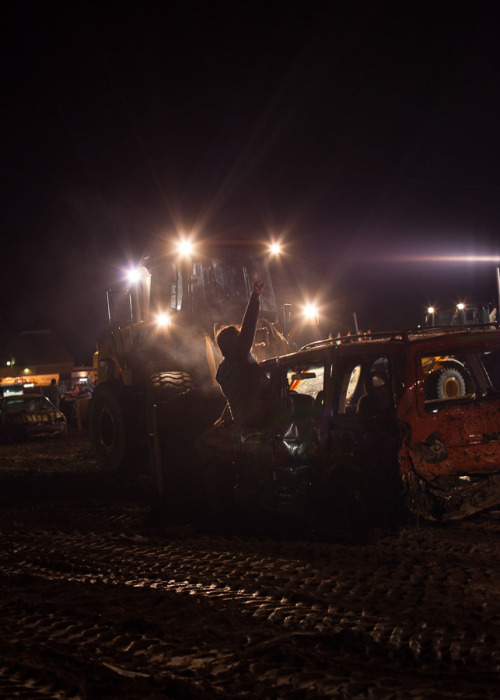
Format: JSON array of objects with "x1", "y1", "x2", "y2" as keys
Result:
[{"x1": 89, "y1": 239, "x2": 297, "y2": 497}]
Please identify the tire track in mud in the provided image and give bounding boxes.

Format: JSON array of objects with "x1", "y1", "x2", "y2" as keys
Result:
[
  {"x1": 1, "y1": 518, "x2": 500, "y2": 698},
  {"x1": 1, "y1": 427, "x2": 499, "y2": 698}
]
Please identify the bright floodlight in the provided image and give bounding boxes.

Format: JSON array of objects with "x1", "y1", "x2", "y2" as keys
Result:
[
  {"x1": 427, "y1": 306, "x2": 435, "y2": 314},
  {"x1": 176, "y1": 238, "x2": 194, "y2": 257},
  {"x1": 269, "y1": 242, "x2": 282, "y2": 255},
  {"x1": 126, "y1": 268, "x2": 141, "y2": 284},
  {"x1": 156, "y1": 313, "x2": 170, "y2": 328},
  {"x1": 457, "y1": 302, "x2": 465, "y2": 310},
  {"x1": 303, "y1": 303, "x2": 319, "y2": 322}
]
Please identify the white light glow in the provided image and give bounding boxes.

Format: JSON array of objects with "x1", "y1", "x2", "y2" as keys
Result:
[
  {"x1": 156, "y1": 313, "x2": 170, "y2": 328},
  {"x1": 269, "y1": 242, "x2": 282, "y2": 255},
  {"x1": 176, "y1": 239, "x2": 195, "y2": 257},
  {"x1": 126, "y1": 268, "x2": 141, "y2": 284},
  {"x1": 427, "y1": 306, "x2": 435, "y2": 314},
  {"x1": 303, "y1": 303, "x2": 319, "y2": 321},
  {"x1": 392, "y1": 254, "x2": 500, "y2": 263}
]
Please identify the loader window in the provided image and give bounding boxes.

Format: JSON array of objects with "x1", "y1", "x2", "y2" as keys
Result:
[
  {"x1": 170, "y1": 265, "x2": 183, "y2": 311},
  {"x1": 210, "y1": 257, "x2": 277, "y2": 316},
  {"x1": 107, "y1": 290, "x2": 133, "y2": 329}
]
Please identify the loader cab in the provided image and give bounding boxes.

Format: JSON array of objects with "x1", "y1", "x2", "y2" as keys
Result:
[
  {"x1": 107, "y1": 249, "x2": 278, "y2": 328},
  {"x1": 425, "y1": 303, "x2": 496, "y2": 327},
  {"x1": 168, "y1": 247, "x2": 279, "y2": 327},
  {"x1": 102, "y1": 244, "x2": 287, "y2": 372}
]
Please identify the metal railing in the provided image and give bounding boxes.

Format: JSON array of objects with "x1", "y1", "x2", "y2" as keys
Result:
[{"x1": 299, "y1": 322, "x2": 500, "y2": 352}]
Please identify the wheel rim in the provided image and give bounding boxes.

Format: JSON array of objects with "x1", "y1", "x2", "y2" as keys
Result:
[
  {"x1": 98, "y1": 405, "x2": 117, "y2": 453},
  {"x1": 442, "y1": 376, "x2": 461, "y2": 398}
]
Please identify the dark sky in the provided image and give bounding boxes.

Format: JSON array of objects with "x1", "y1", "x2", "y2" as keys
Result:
[{"x1": 3, "y1": 1, "x2": 500, "y2": 362}]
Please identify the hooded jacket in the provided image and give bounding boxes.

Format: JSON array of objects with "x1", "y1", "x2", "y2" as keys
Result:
[{"x1": 216, "y1": 292, "x2": 268, "y2": 426}]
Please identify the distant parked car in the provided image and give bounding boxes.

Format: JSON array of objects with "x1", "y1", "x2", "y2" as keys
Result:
[{"x1": 0, "y1": 393, "x2": 67, "y2": 442}]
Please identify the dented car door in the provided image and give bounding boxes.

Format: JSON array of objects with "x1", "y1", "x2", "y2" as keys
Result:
[{"x1": 269, "y1": 354, "x2": 329, "y2": 515}]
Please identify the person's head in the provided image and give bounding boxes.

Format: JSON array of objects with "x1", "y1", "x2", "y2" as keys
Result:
[
  {"x1": 51, "y1": 378, "x2": 57, "y2": 385},
  {"x1": 217, "y1": 325, "x2": 240, "y2": 357}
]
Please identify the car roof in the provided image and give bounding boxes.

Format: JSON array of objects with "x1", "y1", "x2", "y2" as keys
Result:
[
  {"x1": 259, "y1": 326, "x2": 499, "y2": 371},
  {"x1": 259, "y1": 326, "x2": 500, "y2": 367},
  {"x1": 299, "y1": 326, "x2": 499, "y2": 352},
  {"x1": 4, "y1": 393, "x2": 47, "y2": 401}
]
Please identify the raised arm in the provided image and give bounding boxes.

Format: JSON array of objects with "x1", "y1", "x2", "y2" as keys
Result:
[{"x1": 238, "y1": 281, "x2": 264, "y2": 356}]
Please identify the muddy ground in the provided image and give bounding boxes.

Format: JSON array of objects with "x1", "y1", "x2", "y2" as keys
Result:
[{"x1": 0, "y1": 432, "x2": 499, "y2": 699}]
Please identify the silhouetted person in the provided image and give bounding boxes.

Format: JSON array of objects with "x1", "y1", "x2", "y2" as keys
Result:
[
  {"x1": 216, "y1": 280, "x2": 270, "y2": 428},
  {"x1": 46, "y1": 378, "x2": 61, "y2": 409}
]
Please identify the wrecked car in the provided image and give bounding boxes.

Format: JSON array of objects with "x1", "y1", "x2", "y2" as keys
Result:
[
  {"x1": 0, "y1": 393, "x2": 68, "y2": 443},
  {"x1": 199, "y1": 325, "x2": 500, "y2": 534}
]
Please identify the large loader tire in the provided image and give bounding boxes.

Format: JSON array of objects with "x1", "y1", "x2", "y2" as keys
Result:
[
  {"x1": 150, "y1": 371, "x2": 195, "y2": 400},
  {"x1": 148, "y1": 372, "x2": 196, "y2": 498},
  {"x1": 90, "y1": 384, "x2": 141, "y2": 473},
  {"x1": 428, "y1": 364, "x2": 468, "y2": 400},
  {"x1": 151, "y1": 374, "x2": 226, "y2": 513}
]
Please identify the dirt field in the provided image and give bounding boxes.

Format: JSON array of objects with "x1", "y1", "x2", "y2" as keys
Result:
[{"x1": 0, "y1": 432, "x2": 499, "y2": 699}]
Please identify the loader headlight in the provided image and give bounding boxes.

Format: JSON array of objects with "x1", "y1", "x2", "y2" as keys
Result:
[
  {"x1": 269, "y1": 241, "x2": 282, "y2": 255},
  {"x1": 303, "y1": 303, "x2": 319, "y2": 324},
  {"x1": 156, "y1": 312, "x2": 171, "y2": 328},
  {"x1": 126, "y1": 268, "x2": 141, "y2": 284},
  {"x1": 175, "y1": 238, "x2": 195, "y2": 257}
]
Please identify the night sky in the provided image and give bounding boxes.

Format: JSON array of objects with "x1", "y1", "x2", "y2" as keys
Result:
[{"x1": 4, "y1": 1, "x2": 500, "y2": 363}]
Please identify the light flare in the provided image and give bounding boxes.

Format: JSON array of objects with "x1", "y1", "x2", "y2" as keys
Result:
[
  {"x1": 126, "y1": 268, "x2": 141, "y2": 284},
  {"x1": 175, "y1": 238, "x2": 195, "y2": 257},
  {"x1": 156, "y1": 312, "x2": 171, "y2": 328},
  {"x1": 303, "y1": 303, "x2": 319, "y2": 324},
  {"x1": 390, "y1": 254, "x2": 500, "y2": 263}
]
